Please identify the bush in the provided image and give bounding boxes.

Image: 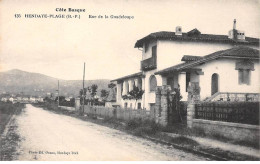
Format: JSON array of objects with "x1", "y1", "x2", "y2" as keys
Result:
[
  {"x1": 133, "y1": 126, "x2": 153, "y2": 136},
  {"x1": 125, "y1": 118, "x2": 161, "y2": 136},
  {"x1": 125, "y1": 118, "x2": 142, "y2": 130}
]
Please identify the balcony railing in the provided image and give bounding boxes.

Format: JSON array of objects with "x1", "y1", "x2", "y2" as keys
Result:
[{"x1": 141, "y1": 57, "x2": 157, "y2": 71}]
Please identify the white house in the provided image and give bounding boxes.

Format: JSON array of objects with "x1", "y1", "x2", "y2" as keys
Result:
[
  {"x1": 112, "y1": 20, "x2": 259, "y2": 111},
  {"x1": 1, "y1": 97, "x2": 9, "y2": 102},
  {"x1": 9, "y1": 97, "x2": 14, "y2": 102},
  {"x1": 155, "y1": 46, "x2": 259, "y2": 101}
]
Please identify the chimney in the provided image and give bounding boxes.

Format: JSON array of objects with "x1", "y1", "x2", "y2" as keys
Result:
[
  {"x1": 175, "y1": 26, "x2": 182, "y2": 36},
  {"x1": 233, "y1": 19, "x2": 236, "y2": 30},
  {"x1": 228, "y1": 19, "x2": 245, "y2": 41}
]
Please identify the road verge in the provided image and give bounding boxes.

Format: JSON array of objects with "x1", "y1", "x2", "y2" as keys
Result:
[{"x1": 33, "y1": 102, "x2": 260, "y2": 161}]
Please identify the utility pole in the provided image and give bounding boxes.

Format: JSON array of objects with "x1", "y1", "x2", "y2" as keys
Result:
[
  {"x1": 58, "y1": 80, "x2": 60, "y2": 107},
  {"x1": 82, "y1": 62, "x2": 85, "y2": 114}
]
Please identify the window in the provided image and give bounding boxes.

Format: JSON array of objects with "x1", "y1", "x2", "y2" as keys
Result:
[
  {"x1": 144, "y1": 42, "x2": 148, "y2": 52},
  {"x1": 124, "y1": 102, "x2": 128, "y2": 109},
  {"x1": 167, "y1": 77, "x2": 175, "y2": 90},
  {"x1": 238, "y1": 69, "x2": 250, "y2": 85},
  {"x1": 152, "y1": 45, "x2": 157, "y2": 65},
  {"x1": 138, "y1": 103, "x2": 142, "y2": 109},
  {"x1": 235, "y1": 60, "x2": 253, "y2": 85},
  {"x1": 186, "y1": 72, "x2": 190, "y2": 92},
  {"x1": 150, "y1": 75, "x2": 157, "y2": 92},
  {"x1": 137, "y1": 77, "x2": 142, "y2": 89}
]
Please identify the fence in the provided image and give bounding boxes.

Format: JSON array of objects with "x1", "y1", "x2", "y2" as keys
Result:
[
  {"x1": 59, "y1": 105, "x2": 76, "y2": 111},
  {"x1": 205, "y1": 92, "x2": 259, "y2": 102},
  {"x1": 82, "y1": 105, "x2": 153, "y2": 121},
  {"x1": 195, "y1": 102, "x2": 259, "y2": 125}
]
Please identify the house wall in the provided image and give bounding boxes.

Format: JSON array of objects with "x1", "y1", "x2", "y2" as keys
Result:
[
  {"x1": 141, "y1": 40, "x2": 239, "y2": 106},
  {"x1": 142, "y1": 40, "x2": 157, "y2": 60},
  {"x1": 156, "y1": 41, "x2": 236, "y2": 70},
  {"x1": 195, "y1": 58, "x2": 260, "y2": 100},
  {"x1": 134, "y1": 39, "x2": 259, "y2": 109},
  {"x1": 120, "y1": 99, "x2": 143, "y2": 109},
  {"x1": 142, "y1": 69, "x2": 164, "y2": 110},
  {"x1": 118, "y1": 77, "x2": 145, "y2": 109}
]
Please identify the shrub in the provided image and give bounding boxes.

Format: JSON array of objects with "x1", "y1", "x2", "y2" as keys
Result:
[
  {"x1": 125, "y1": 118, "x2": 142, "y2": 130},
  {"x1": 125, "y1": 118, "x2": 161, "y2": 136}
]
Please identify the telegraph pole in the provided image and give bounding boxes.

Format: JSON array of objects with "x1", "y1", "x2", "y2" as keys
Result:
[
  {"x1": 58, "y1": 80, "x2": 60, "y2": 107},
  {"x1": 82, "y1": 62, "x2": 85, "y2": 114}
]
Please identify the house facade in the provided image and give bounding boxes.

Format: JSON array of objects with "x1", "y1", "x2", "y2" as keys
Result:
[{"x1": 112, "y1": 20, "x2": 259, "y2": 110}]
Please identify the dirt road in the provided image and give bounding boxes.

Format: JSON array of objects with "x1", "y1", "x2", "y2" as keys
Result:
[{"x1": 15, "y1": 104, "x2": 206, "y2": 161}]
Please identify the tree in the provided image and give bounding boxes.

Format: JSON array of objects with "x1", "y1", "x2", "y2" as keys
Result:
[
  {"x1": 44, "y1": 96, "x2": 52, "y2": 103},
  {"x1": 123, "y1": 85, "x2": 144, "y2": 109},
  {"x1": 108, "y1": 83, "x2": 116, "y2": 101},
  {"x1": 79, "y1": 88, "x2": 88, "y2": 96},
  {"x1": 89, "y1": 84, "x2": 98, "y2": 99},
  {"x1": 55, "y1": 96, "x2": 65, "y2": 102},
  {"x1": 100, "y1": 89, "x2": 109, "y2": 102}
]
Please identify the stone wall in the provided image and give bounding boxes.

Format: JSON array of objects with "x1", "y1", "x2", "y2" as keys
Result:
[
  {"x1": 186, "y1": 82, "x2": 200, "y2": 128},
  {"x1": 155, "y1": 85, "x2": 172, "y2": 126},
  {"x1": 186, "y1": 82, "x2": 260, "y2": 143},
  {"x1": 193, "y1": 119, "x2": 260, "y2": 142}
]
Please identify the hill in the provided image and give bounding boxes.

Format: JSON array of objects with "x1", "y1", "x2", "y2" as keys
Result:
[{"x1": 0, "y1": 69, "x2": 111, "y2": 97}]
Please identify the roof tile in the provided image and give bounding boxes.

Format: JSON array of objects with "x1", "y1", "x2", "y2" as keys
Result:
[{"x1": 135, "y1": 31, "x2": 259, "y2": 48}]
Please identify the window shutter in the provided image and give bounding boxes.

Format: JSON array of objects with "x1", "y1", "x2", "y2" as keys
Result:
[
  {"x1": 152, "y1": 46, "x2": 157, "y2": 66},
  {"x1": 238, "y1": 70, "x2": 243, "y2": 84}
]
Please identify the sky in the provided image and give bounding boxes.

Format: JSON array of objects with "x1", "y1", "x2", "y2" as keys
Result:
[{"x1": 0, "y1": 0, "x2": 259, "y2": 80}]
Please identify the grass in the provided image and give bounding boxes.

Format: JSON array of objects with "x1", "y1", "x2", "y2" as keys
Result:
[
  {"x1": 0, "y1": 102, "x2": 24, "y2": 135},
  {"x1": 0, "y1": 102, "x2": 24, "y2": 161},
  {"x1": 170, "y1": 136, "x2": 199, "y2": 147},
  {"x1": 232, "y1": 139, "x2": 260, "y2": 150},
  {"x1": 125, "y1": 118, "x2": 161, "y2": 136}
]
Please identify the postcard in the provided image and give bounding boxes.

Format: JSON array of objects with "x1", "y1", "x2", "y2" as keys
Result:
[{"x1": 0, "y1": 0, "x2": 259, "y2": 161}]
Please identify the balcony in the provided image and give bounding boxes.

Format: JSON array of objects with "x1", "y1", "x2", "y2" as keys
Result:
[{"x1": 141, "y1": 57, "x2": 157, "y2": 71}]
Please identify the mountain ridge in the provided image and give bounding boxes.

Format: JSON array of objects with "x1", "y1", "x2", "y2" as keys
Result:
[{"x1": 0, "y1": 69, "x2": 111, "y2": 97}]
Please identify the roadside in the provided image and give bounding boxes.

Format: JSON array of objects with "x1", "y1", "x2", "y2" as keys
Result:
[
  {"x1": 15, "y1": 104, "x2": 207, "y2": 161},
  {"x1": 0, "y1": 102, "x2": 24, "y2": 161},
  {"x1": 33, "y1": 102, "x2": 260, "y2": 161}
]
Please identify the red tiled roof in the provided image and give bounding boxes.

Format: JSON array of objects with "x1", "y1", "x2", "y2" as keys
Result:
[
  {"x1": 111, "y1": 72, "x2": 143, "y2": 82},
  {"x1": 134, "y1": 31, "x2": 259, "y2": 48},
  {"x1": 155, "y1": 46, "x2": 260, "y2": 75}
]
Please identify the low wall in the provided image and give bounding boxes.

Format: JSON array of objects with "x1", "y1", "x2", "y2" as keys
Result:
[
  {"x1": 193, "y1": 119, "x2": 260, "y2": 143},
  {"x1": 82, "y1": 105, "x2": 153, "y2": 121},
  {"x1": 59, "y1": 106, "x2": 76, "y2": 111}
]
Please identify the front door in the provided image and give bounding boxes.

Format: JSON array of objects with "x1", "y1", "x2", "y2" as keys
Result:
[{"x1": 211, "y1": 73, "x2": 219, "y2": 95}]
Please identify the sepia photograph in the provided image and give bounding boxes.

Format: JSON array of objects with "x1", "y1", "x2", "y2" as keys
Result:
[{"x1": 0, "y1": 0, "x2": 259, "y2": 161}]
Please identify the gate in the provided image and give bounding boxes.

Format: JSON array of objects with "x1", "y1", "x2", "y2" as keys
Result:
[{"x1": 167, "y1": 87, "x2": 183, "y2": 125}]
